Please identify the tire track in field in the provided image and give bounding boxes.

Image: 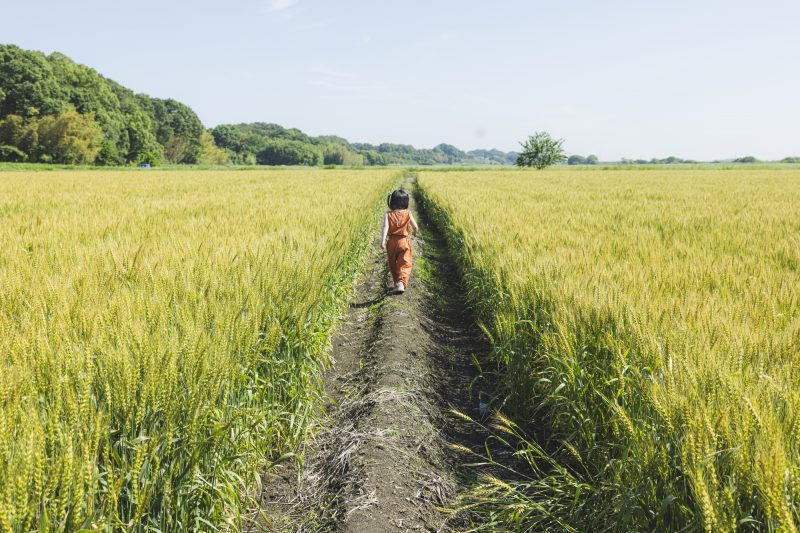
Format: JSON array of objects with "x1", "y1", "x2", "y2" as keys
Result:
[{"x1": 258, "y1": 176, "x2": 491, "y2": 532}]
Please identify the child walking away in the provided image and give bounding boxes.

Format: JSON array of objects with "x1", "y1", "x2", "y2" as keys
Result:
[{"x1": 381, "y1": 189, "x2": 419, "y2": 293}]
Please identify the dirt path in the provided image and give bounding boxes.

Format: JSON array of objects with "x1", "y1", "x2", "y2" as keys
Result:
[{"x1": 258, "y1": 180, "x2": 490, "y2": 532}]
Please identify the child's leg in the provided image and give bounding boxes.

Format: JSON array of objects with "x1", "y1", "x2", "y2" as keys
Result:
[
  {"x1": 396, "y1": 241, "x2": 412, "y2": 286},
  {"x1": 387, "y1": 239, "x2": 400, "y2": 283}
]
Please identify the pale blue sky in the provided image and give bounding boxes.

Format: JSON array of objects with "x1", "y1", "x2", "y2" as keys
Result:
[{"x1": 3, "y1": 0, "x2": 799, "y2": 160}]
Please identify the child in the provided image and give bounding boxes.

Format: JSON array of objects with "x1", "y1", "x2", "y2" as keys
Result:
[{"x1": 381, "y1": 189, "x2": 419, "y2": 293}]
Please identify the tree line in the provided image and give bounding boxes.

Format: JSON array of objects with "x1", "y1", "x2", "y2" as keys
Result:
[
  {"x1": 12, "y1": 45, "x2": 794, "y2": 169},
  {"x1": 0, "y1": 44, "x2": 226, "y2": 165},
  {"x1": 210, "y1": 122, "x2": 519, "y2": 167},
  {"x1": 0, "y1": 44, "x2": 524, "y2": 168},
  {"x1": 0, "y1": 45, "x2": 519, "y2": 168}
]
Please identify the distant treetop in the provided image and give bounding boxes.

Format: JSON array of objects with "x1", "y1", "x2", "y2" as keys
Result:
[{"x1": 516, "y1": 131, "x2": 566, "y2": 170}]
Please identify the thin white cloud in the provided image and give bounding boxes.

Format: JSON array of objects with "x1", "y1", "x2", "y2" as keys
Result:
[
  {"x1": 306, "y1": 68, "x2": 399, "y2": 102},
  {"x1": 296, "y1": 19, "x2": 330, "y2": 30},
  {"x1": 312, "y1": 66, "x2": 353, "y2": 79},
  {"x1": 306, "y1": 78, "x2": 384, "y2": 95},
  {"x1": 263, "y1": 0, "x2": 299, "y2": 12}
]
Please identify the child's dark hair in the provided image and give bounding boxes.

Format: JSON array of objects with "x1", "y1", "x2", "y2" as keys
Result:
[{"x1": 387, "y1": 189, "x2": 409, "y2": 210}]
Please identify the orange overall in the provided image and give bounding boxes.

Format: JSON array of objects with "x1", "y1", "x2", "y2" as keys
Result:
[{"x1": 387, "y1": 209, "x2": 412, "y2": 286}]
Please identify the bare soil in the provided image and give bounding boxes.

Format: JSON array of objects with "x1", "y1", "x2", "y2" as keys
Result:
[{"x1": 256, "y1": 182, "x2": 491, "y2": 532}]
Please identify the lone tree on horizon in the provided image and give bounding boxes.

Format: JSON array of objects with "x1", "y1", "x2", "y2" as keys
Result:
[{"x1": 516, "y1": 131, "x2": 566, "y2": 169}]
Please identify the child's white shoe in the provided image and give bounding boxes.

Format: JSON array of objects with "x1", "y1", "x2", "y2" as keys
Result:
[{"x1": 395, "y1": 282, "x2": 405, "y2": 293}]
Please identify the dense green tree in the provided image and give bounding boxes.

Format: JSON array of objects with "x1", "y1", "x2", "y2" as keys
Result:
[
  {"x1": 567, "y1": 154, "x2": 599, "y2": 165},
  {"x1": 233, "y1": 122, "x2": 315, "y2": 144},
  {"x1": 0, "y1": 145, "x2": 26, "y2": 162},
  {"x1": 361, "y1": 150, "x2": 386, "y2": 166},
  {"x1": 467, "y1": 148, "x2": 508, "y2": 164},
  {"x1": 198, "y1": 131, "x2": 229, "y2": 165},
  {"x1": 317, "y1": 134, "x2": 350, "y2": 145},
  {"x1": 0, "y1": 44, "x2": 217, "y2": 166},
  {"x1": 210, "y1": 124, "x2": 263, "y2": 164},
  {"x1": 138, "y1": 97, "x2": 205, "y2": 163},
  {"x1": 351, "y1": 142, "x2": 376, "y2": 151},
  {"x1": 239, "y1": 135, "x2": 268, "y2": 159},
  {"x1": 124, "y1": 109, "x2": 163, "y2": 164},
  {"x1": 322, "y1": 143, "x2": 364, "y2": 165},
  {"x1": 257, "y1": 139, "x2": 322, "y2": 165},
  {"x1": 0, "y1": 45, "x2": 66, "y2": 118},
  {"x1": 516, "y1": 131, "x2": 566, "y2": 170},
  {"x1": 433, "y1": 143, "x2": 466, "y2": 164},
  {"x1": 36, "y1": 107, "x2": 103, "y2": 164},
  {"x1": 370, "y1": 143, "x2": 441, "y2": 165},
  {"x1": 48, "y1": 53, "x2": 134, "y2": 164},
  {"x1": 621, "y1": 156, "x2": 694, "y2": 165},
  {"x1": 322, "y1": 144, "x2": 346, "y2": 165},
  {"x1": 466, "y1": 149, "x2": 519, "y2": 165},
  {"x1": 210, "y1": 124, "x2": 242, "y2": 151},
  {"x1": 378, "y1": 143, "x2": 414, "y2": 155},
  {"x1": 0, "y1": 114, "x2": 38, "y2": 154},
  {"x1": 99, "y1": 79, "x2": 140, "y2": 164},
  {"x1": 733, "y1": 156, "x2": 759, "y2": 163},
  {"x1": 214, "y1": 124, "x2": 331, "y2": 166}
]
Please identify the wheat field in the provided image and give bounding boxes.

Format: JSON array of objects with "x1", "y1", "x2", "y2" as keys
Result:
[
  {"x1": 419, "y1": 169, "x2": 800, "y2": 532},
  {"x1": 0, "y1": 169, "x2": 396, "y2": 531}
]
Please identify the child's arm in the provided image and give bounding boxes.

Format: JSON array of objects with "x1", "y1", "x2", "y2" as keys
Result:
[
  {"x1": 381, "y1": 212, "x2": 389, "y2": 250},
  {"x1": 409, "y1": 212, "x2": 419, "y2": 237}
]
